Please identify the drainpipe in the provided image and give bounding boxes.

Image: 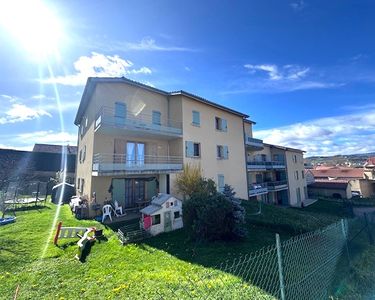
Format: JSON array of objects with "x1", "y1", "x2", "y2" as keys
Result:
[{"x1": 243, "y1": 120, "x2": 250, "y2": 200}]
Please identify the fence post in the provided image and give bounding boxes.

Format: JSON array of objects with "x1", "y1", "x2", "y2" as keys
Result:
[
  {"x1": 341, "y1": 219, "x2": 351, "y2": 264},
  {"x1": 276, "y1": 234, "x2": 286, "y2": 300},
  {"x1": 364, "y1": 213, "x2": 374, "y2": 245}
]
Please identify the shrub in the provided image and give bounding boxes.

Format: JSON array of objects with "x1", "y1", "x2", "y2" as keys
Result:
[
  {"x1": 182, "y1": 182, "x2": 246, "y2": 241},
  {"x1": 175, "y1": 163, "x2": 203, "y2": 199}
]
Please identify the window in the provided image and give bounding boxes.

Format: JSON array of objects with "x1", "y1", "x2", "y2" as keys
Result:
[
  {"x1": 217, "y1": 145, "x2": 229, "y2": 159},
  {"x1": 77, "y1": 178, "x2": 81, "y2": 190},
  {"x1": 79, "y1": 149, "x2": 82, "y2": 163},
  {"x1": 85, "y1": 117, "x2": 88, "y2": 128},
  {"x1": 174, "y1": 211, "x2": 181, "y2": 219},
  {"x1": 296, "y1": 187, "x2": 301, "y2": 202},
  {"x1": 126, "y1": 142, "x2": 145, "y2": 165},
  {"x1": 152, "y1": 214, "x2": 161, "y2": 225},
  {"x1": 115, "y1": 102, "x2": 127, "y2": 126},
  {"x1": 293, "y1": 155, "x2": 297, "y2": 163},
  {"x1": 80, "y1": 178, "x2": 85, "y2": 193},
  {"x1": 186, "y1": 141, "x2": 201, "y2": 157},
  {"x1": 302, "y1": 171, "x2": 305, "y2": 179},
  {"x1": 152, "y1": 110, "x2": 161, "y2": 125},
  {"x1": 215, "y1": 117, "x2": 227, "y2": 132},
  {"x1": 218, "y1": 174, "x2": 225, "y2": 192},
  {"x1": 82, "y1": 145, "x2": 86, "y2": 162},
  {"x1": 192, "y1": 110, "x2": 200, "y2": 126},
  {"x1": 295, "y1": 170, "x2": 299, "y2": 180}
]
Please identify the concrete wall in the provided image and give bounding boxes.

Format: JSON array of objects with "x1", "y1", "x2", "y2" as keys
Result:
[{"x1": 308, "y1": 185, "x2": 352, "y2": 199}]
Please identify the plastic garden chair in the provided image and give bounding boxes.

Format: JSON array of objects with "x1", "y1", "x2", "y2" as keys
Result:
[
  {"x1": 114, "y1": 201, "x2": 124, "y2": 216},
  {"x1": 102, "y1": 205, "x2": 113, "y2": 222}
]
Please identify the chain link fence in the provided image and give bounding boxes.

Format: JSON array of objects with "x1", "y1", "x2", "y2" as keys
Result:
[{"x1": 149, "y1": 214, "x2": 374, "y2": 300}]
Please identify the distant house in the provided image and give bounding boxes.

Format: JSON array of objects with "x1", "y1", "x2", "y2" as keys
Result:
[
  {"x1": 33, "y1": 143, "x2": 77, "y2": 155},
  {"x1": 307, "y1": 165, "x2": 375, "y2": 199},
  {"x1": 308, "y1": 180, "x2": 351, "y2": 199},
  {"x1": 0, "y1": 144, "x2": 77, "y2": 188}
]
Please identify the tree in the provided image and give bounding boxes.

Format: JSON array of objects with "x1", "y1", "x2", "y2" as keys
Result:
[
  {"x1": 182, "y1": 181, "x2": 247, "y2": 241},
  {"x1": 175, "y1": 163, "x2": 203, "y2": 199}
]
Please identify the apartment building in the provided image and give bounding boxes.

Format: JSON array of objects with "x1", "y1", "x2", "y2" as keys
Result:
[
  {"x1": 74, "y1": 77, "x2": 307, "y2": 216},
  {"x1": 244, "y1": 121, "x2": 307, "y2": 206}
]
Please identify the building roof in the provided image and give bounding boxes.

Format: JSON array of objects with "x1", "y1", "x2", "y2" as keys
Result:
[
  {"x1": 311, "y1": 166, "x2": 364, "y2": 179},
  {"x1": 33, "y1": 144, "x2": 77, "y2": 155},
  {"x1": 139, "y1": 193, "x2": 178, "y2": 215},
  {"x1": 309, "y1": 180, "x2": 349, "y2": 190},
  {"x1": 263, "y1": 143, "x2": 306, "y2": 153},
  {"x1": 140, "y1": 204, "x2": 161, "y2": 215},
  {"x1": 74, "y1": 77, "x2": 253, "y2": 125},
  {"x1": 151, "y1": 193, "x2": 174, "y2": 206},
  {"x1": 364, "y1": 157, "x2": 375, "y2": 168}
]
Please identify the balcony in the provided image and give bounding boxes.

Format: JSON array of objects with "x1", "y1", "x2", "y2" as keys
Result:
[
  {"x1": 266, "y1": 180, "x2": 288, "y2": 191},
  {"x1": 245, "y1": 135, "x2": 264, "y2": 150},
  {"x1": 247, "y1": 161, "x2": 286, "y2": 171},
  {"x1": 94, "y1": 106, "x2": 182, "y2": 140},
  {"x1": 249, "y1": 183, "x2": 269, "y2": 197},
  {"x1": 92, "y1": 154, "x2": 183, "y2": 176}
]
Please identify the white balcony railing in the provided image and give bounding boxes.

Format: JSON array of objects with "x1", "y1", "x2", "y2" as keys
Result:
[
  {"x1": 93, "y1": 153, "x2": 183, "y2": 175},
  {"x1": 95, "y1": 106, "x2": 183, "y2": 136},
  {"x1": 249, "y1": 183, "x2": 269, "y2": 196}
]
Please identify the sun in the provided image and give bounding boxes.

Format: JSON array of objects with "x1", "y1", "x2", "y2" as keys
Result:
[{"x1": 0, "y1": 0, "x2": 63, "y2": 60}]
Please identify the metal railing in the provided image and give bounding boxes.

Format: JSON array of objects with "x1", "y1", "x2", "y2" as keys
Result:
[
  {"x1": 249, "y1": 183, "x2": 269, "y2": 196},
  {"x1": 95, "y1": 106, "x2": 183, "y2": 136},
  {"x1": 267, "y1": 180, "x2": 288, "y2": 190},
  {"x1": 247, "y1": 160, "x2": 286, "y2": 169},
  {"x1": 92, "y1": 153, "x2": 183, "y2": 174}
]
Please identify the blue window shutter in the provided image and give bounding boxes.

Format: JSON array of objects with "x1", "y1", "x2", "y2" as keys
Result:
[
  {"x1": 224, "y1": 146, "x2": 229, "y2": 159},
  {"x1": 218, "y1": 175, "x2": 224, "y2": 192},
  {"x1": 222, "y1": 119, "x2": 227, "y2": 131},
  {"x1": 185, "y1": 141, "x2": 194, "y2": 157},
  {"x1": 192, "y1": 111, "x2": 200, "y2": 125},
  {"x1": 115, "y1": 102, "x2": 126, "y2": 125},
  {"x1": 152, "y1": 111, "x2": 161, "y2": 125}
]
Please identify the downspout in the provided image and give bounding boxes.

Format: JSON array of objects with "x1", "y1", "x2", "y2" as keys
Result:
[{"x1": 243, "y1": 120, "x2": 250, "y2": 200}]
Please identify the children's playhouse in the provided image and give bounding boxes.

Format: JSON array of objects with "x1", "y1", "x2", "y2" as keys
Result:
[{"x1": 140, "y1": 193, "x2": 183, "y2": 236}]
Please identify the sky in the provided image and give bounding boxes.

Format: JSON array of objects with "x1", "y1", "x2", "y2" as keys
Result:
[{"x1": 0, "y1": 0, "x2": 375, "y2": 157}]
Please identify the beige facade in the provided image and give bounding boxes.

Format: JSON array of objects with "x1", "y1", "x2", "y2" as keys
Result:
[
  {"x1": 245, "y1": 120, "x2": 307, "y2": 207},
  {"x1": 74, "y1": 77, "x2": 307, "y2": 216}
]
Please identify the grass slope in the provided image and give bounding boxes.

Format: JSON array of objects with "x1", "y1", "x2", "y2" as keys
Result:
[{"x1": 0, "y1": 200, "x2": 350, "y2": 299}]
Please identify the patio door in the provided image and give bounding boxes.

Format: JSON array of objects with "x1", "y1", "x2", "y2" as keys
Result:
[
  {"x1": 126, "y1": 142, "x2": 145, "y2": 166},
  {"x1": 124, "y1": 179, "x2": 145, "y2": 208}
]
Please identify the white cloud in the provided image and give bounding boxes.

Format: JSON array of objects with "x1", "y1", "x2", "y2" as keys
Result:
[
  {"x1": 290, "y1": 0, "x2": 306, "y2": 12},
  {"x1": 223, "y1": 63, "x2": 341, "y2": 94},
  {"x1": 254, "y1": 108, "x2": 375, "y2": 157},
  {"x1": 96, "y1": 37, "x2": 196, "y2": 52},
  {"x1": 0, "y1": 130, "x2": 77, "y2": 151},
  {"x1": 41, "y1": 52, "x2": 152, "y2": 86},
  {"x1": 244, "y1": 64, "x2": 310, "y2": 81},
  {"x1": 17, "y1": 130, "x2": 77, "y2": 146},
  {"x1": 0, "y1": 104, "x2": 51, "y2": 124}
]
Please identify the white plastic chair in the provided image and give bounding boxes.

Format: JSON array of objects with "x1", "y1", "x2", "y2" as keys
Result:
[
  {"x1": 102, "y1": 204, "x2": 113, "y2": 222},
  {"x1": 114, "y1": 201, "x2": 124, "y2": 216}
]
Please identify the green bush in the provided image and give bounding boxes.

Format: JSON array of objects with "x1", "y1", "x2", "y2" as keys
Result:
[{"x1": 182, "y1": 182, "x2": 246, "y2": 241}]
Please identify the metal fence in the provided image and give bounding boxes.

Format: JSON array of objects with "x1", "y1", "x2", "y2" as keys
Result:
[{"x1": 150, "y1": 214, "x2": 374, "y2": 300}]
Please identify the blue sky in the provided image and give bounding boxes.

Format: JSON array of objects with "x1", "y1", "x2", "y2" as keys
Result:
[{"x1": 0, "y1": 0, "x2": 375, "y2": 157}]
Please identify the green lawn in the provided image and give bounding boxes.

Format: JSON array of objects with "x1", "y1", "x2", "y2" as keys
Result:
[{"x1": 0, "y1": 199, "x2": 352, "y2": 299}]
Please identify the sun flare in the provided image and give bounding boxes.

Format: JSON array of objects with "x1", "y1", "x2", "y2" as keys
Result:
[{"x1": 0, "y1": 0, "x2": 63, "y2": 60}]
